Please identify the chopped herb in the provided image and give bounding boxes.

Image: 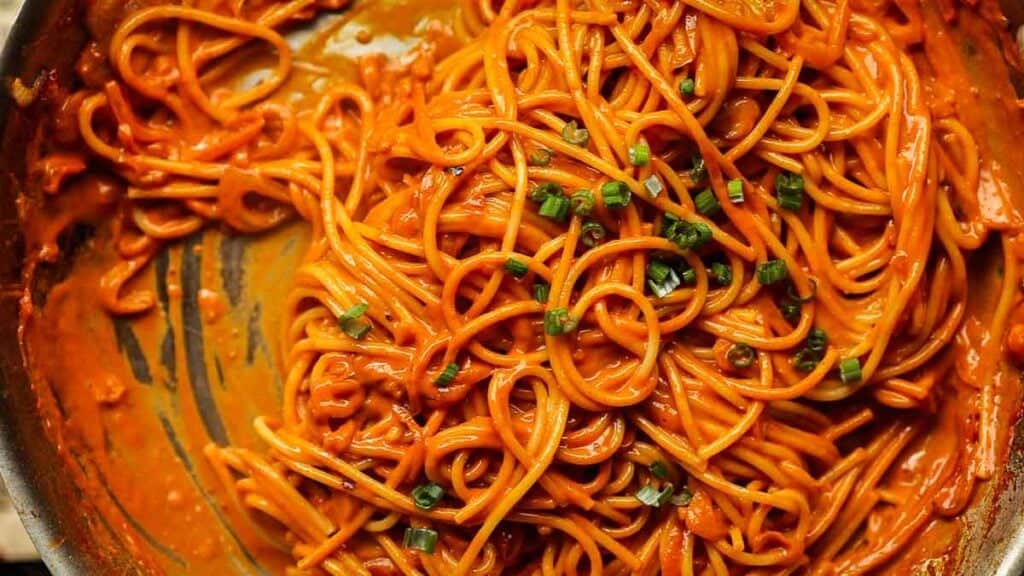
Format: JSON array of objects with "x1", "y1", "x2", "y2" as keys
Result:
[
  {"x1": 561, "y1": 120, "x2": 590, "y2": 147},
  {"x1": 412, "y1": 483, "x2": 445, "y2": 510},
  {"x1": 650, "y1": 461, "x2": 670, "y2": 480},
  {"x1": 781, "y1": 300, "x2": 802, "y2": 323},
  {"x1": 601, "y1": 181, "x2": 632, "y2": 209},
  {"x1": 709, "y1": 262, "x2": 732, "y2": 286},
  {"x1": 629, "y1": 142, "x2": 651, "y2": 167},
  {"x1": 728, "y1": 179, "x2": 744, "y2": 204},
  {"x1": 403, "y1": 527, "x2": 439, "y2": 554},
  {"x1": 670, "y1": 487, "x2": 694, "y2": 507},
  {"x1": 647, "y1": 260, "x2": 682, "y2": 298},
  {"x1": 694, "y1": 189, "x2": 721, "y2": 216},
  {"x1": 727, "y1": 343, "x2": 756, "y2": 369},
  {"x1": 840, "y1": 358, "x2": 863, "y2": 384},
  {"x1": 663, "y1": 218, "x2": 713, "y2": 250},
  {"x1": 504, "y1": 258, "x2": 529, "y2": 279},
  {"x1": 580, "y1": 221, "x2": 607, "y2": 248},
  {"x1": 447, "y1": 166, "x2": 465, "y2": 177},
  {"x1": 339, "y1": 304, "x2": 371, "y2": 340},
  {"x1": 775, "y1": 172, "x2": 805, "y2": 211},
  {"x1": 435, "y1": 363, "x2": 460, "y2": 387},
  {"x1": 529, "y1": 148, "x2": 552, "y2": 167},
  {"x1": 545, "y1": 308, "x2": 578, "y2": 336},
  {"x1": 530, "y1": 182, "x2": 564, "y2": 203},
  {"x1": 690, "y1": 154, "x2": 707, "y2": 183},
  {"x1": 793, "y1": 348, "x2": 820, "y2": 372},
  {"x1": 571, "y1": 190, "x2": 595, "y2": 216},
  {"x1": 679, "y1": 266, "x2": 697, "y2": 285},
  {"x1": 806, "y1": 328, "x2": 828, "y2": 353},
  {"x1": 635, "y1": 484, "x2": 674, "y2": 508},
  {"x1": 787, "y1": 279, "x2": 818, "y2": 303},
  {"x1": 533, "y1": 282, "x2": 550, "y2": 304},
  {"x1": 644, "y1": 174, "x2": 664, "y2": 198},
  {"x1": 539, "y1": 193, "x2": 571, "y2": 222},
  {"x1": 679, "y1": 77, "x2": 695, "y2": 97},
  {"x1": 756, "y1": 260, "x2": 789, "y2": 285}
]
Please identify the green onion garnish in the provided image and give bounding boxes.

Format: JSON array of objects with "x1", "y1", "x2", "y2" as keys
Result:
[
  {"x1": 650, "y1": 461, "x2": 670, "y2": 480},
  {"x1": 529, "y1": 148, "x2": 552, "y2": 167},
  {"x1": 775, "y1": 172, "x2": 805, "y2": 211},
  {"x1": 339, "y1": 304, "x2": 371, "y2": 340},
  {"x1": 533, "y1": 282, "x2": 550, "y2": 304},
  {"x1": 601, "y1": 181, "x2": 632, "y2": 209},
  {"x1": 670, "y1": 487, "x2": 694, "y2": 507},
  {"x1": 629, "y1": 142, "x2": 650, "y2": 167},
  {"x1": 647, "y1": 260, "x2": 682, "y2": 298},
  {"x1": 806, "y1": 328, "x2": 828, "y2": 353},
  {"x1": 781, "y1": 301, "x2": 801, "y2": 323},
  {"x1": 580, "y1": 221, "x2": 607, "y2": 248},
  {"x1": 504, "y1": 258, "x2": 529, "y2": 279},
  {"x1": 787, "y1": 279, "x2": 818, "y2": 303},
  {"x1": 694, "y1": 189, "x2": 721, "y2": 216},
  {"x1": 709, "y1": 262, "x2": 732, "y2": 286},
  {"x1": 644, "y1": 174, "x2": 664, "y2": 198},
  {"x1": 545, "y1": 308, "x2": 578, "y2": 336},
  {"x1": 663, "y1": 219, "x2": 713, "y2": 250},
  {"x1": 412, "y1": 483, "x2": 445, "y2": 510},
  {"x1": 530, "y1": 182, "x2": 563, "y2": 203},
  {"x1": 756, "y1": 260, "x2": 789, "y2": 285},
  {"x1": 539, "y1": 193, "x2": 570, "y2": 222},
  {"x1": 727, "y1": 179, "x2": 744, "y2": 204},
  {"x1": 561, "y1": 120, "x2": 590, "y2": 147},
  {"x1": 435, "y1": 363, "x2": 460, "y2": 387},
  {"x1": 635, "y1": 484, "x2": 674, "y2": 507},
  {"x1": 679, "y1": 77, "x2": 695, "y2": 97},
  {"x1": 403, "y1": 527, "x2": 438, "y2": 554},
  {"x1": 571, "y1": 190, "x2": 595, "y2": 216},
  {"x1": 448, "y1": 166, "x2": 464, "y2": 177},
  {"x1": 727, "y1": 343, "x2": 756, "y2": 369},
  {"x1": 679, "y1": 266, "x2": 697, "y2": 285},
  {"x1": 690, "y1": 154, "x2": 707, "y2": 183},
  {"x1": 793, "y1": 349, "x2": 819, "y2": 372},
  {"x1": 839, "y1": 358, "x2": 862, "y2": 384}
]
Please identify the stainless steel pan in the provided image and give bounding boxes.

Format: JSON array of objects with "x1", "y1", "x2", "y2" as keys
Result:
[{"x1": 0, "y1": 1, "x2": 1022, "y2": 574}]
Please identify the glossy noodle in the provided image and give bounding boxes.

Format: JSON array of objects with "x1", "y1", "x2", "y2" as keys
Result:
[{"x1": 26, "y1": 0, "x2": 1024, "y2": 574}]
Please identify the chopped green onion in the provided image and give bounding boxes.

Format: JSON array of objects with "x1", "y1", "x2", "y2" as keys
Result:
[
  {"x1": 650, "y1": 461, "x2": 670, "y2": 480},
  {"x1": 663, "y1": 219, "x2": 713, "y2": 250},
  {"x1": 727, "y1": 179, "x2": 744, "y2": 204},
  {"x1": 571, "y1": 190, "x2": 595, "y2": 216},
  {"x1": 679, "y1": 266, "x2": 697, "y2": 285},
  {"x1": 435, "y1": 363, "x2": 459, "y2": 387},
  {"x1": 647, "y1": 260, "x2": 682, "y2": 298},
  {"x1": 806, "y1": 328, "x2": 828, "y2": 353},
  {"x1": 340, "y1": 303, "x2": 368, "y2": 322},
  {"x1": 339, "y1": 304, "x2": 371, "y2": 340},
  {"x1": 775, "y1": 172, "x2": 805, "y2": 211},
  {"x1": 635, "y1": 484, "x2": 674, "y2": 507},
  {"x1": 727, "y1": 343, "x2": 756, "y2": 369},
  {"x1": 690, "y1": 154, "x2": 707, "y2": 184},
  {"x1": 403, "y1": 527, "x2": 438, "y2": 554},
  {"x1": 601, "y1": 181, "x2": 632, "y2": 209},
  {"x1": 694, "y1": 189, "x2": 721, "y2": 216},
  {"x1": 580, "y1": 221, "x2": 607, "y2": 248},
  {"x1": 670, "y1": 487, "x2": 694, "y2": 507},
  {"x1": 679, "y1": 77, "x2": 695, "y2": 97},
  {"x1": 781, "y1": 301, "x2": 802, "y2": 323},
  {"x1": 447, "y1": 166, "x2": 464, "y2": 177},
  {"x1": 412, "y1": 483, "x2": 445, "y2": 510},
  {"x1": 529, "y1": 148, "x2": 552, "y2": 167},
  {"x1": 839, "y1": 358, "x2": 862, "y2": 384},
  {"x1": 787, "y1": 279, "x2": 818, "y2": 303},
  {"x1": 530, "y1": 182, "x2": 563, "y2": 203},
  {"x1": 539, "y1": 194, "x2": 571, "y2": 222},
  {"x1": 561, "y1": 120, "x2": 590, "y2": 147},
  {"x1": 629, "y1": 142, "x2": 651, "y2": 167},
  {"x1": 342, "y1": 321, "x2": 372, "y2": 340},
  {"x1": 644, "y1": 175, "x2": 664, "y2": 198},
  {"x1": 756, "y1": 260, "x2": 789, "y2": 285},
  {"x1": 533, "y1": 282, "x2": 550, "y2": 304},
  {"x1": 504, "y1": 258, "x2": 529, "y2": 279},
  {"x1": 709, "y1": 262, "x2": 732, "y2": 286},
  {"x1": 793, "y1": 349, "x2": 820, "y2": 373},
  {"x1": 545, "y1": 308, "x2": 578, "y2": 336}
]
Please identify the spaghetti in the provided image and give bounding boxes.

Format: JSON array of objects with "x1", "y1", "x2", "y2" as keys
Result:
[{"x1": 28, "y1": 0, "x2": 1024, "y2": 574}]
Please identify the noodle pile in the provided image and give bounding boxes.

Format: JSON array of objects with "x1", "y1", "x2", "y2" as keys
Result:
[{"x1": 36, "y1": 0, "x2": 1018, "y2": 573}]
